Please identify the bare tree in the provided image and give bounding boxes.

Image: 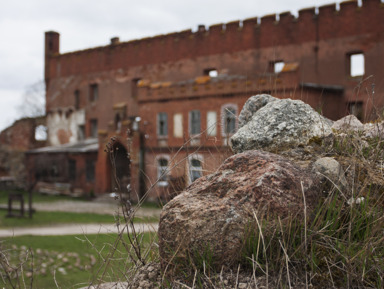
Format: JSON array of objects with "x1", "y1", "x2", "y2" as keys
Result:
[{"x1": 17, "y1": 80, "x2": 46, "y2": 118}]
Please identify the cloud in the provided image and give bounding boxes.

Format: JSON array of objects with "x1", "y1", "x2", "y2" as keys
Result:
[{"x1": 0, "y1": 89, "x2": 23, "y2": 131}]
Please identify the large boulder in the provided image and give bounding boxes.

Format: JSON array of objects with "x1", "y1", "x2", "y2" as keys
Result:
[
  {"x1": 230, "y1": 96, "x2": 333, "y2": 153},
  {"x1": 158, "y1": 150, "x2": 321, "y2": 274}
]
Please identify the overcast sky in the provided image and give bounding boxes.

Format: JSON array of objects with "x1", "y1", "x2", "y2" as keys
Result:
[{"x1": 0, "y1": 0, "x2": 339, "y2": 131}]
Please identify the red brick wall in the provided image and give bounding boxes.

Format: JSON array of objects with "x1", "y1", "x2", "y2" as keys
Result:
[
  {"x1": 42, "y1": 0, "x2": 384, "y2": 197},
  {"x1": 0, "y1": 117, "x2": 46, "y2": 151},
  {"x1": 45, "y1": 1, "x2": 384, "y2": 79}
]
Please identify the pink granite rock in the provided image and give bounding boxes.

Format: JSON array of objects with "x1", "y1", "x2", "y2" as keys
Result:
[{"x1": 158, "y1": 150, "x2": 321, "y2": 274}]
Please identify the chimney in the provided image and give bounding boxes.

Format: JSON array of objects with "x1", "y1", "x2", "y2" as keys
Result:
[
  {"x1": 197, "y1": 25, "x2": 206, "y2": 32},
  {"x1": 45, "y1": 31, "x2": 60, "y2": 56},
  {"x1": 110, "y1": 37, "x2": 120, "y2": 45}
]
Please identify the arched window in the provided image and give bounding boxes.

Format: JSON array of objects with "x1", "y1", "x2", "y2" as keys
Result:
[
  {"x1": 189, "y1": 155, "x2": 203, "y2": 183},
  {"x1": 157, "y1": 157, "x2": 169, "y2": 186}
]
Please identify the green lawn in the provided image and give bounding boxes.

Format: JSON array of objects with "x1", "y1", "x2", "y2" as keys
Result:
[
  {"x1": 0, "y1": 191, "x2": 160, "y2": 287},
  {"x1": 0, "y1": 232, "x2": 158, "y2": 288}
]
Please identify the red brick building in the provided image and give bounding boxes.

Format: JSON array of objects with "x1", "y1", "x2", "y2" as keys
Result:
[
  {"x1": 0, "y1": 117, "x2": 46, "y2": 186},
  {"x1": 27, "y1": 0, "x2": 384, "y2": 200}
]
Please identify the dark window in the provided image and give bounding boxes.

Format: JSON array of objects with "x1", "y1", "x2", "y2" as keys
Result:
[
  {"x1": 86, "y1": 160, "x2": 95, "y2": 182},
  {"x1": 74, "y1": 90, "x2": 80, "y2": 109},
  {"x1": 115, "y1": 114, "x2": 121, "y2": 132},
  {"x1": 90, "y1": 119, "x2": 98, "y2": 138},
  {"x1": 190, "y1": 158, "x2": 202, "y2": 182},
  {"x1": 131, "y1": 78, "x2": 141, "y2": 98},
  {"x1": 157, "y1": 112, "x2": 168, "y2": 137},
  {"x1": 68, "y1": 159, "x2": 76, "y2": 181},
  {"x1": 157, "y1": 158, "x2": 169, "y2": 186},
  {"x1": 189, "y1": 110, "x2": 201, "y2": 135},
  {"x1": 90, "y1": 84, "x2": 98, "y2": 102}
]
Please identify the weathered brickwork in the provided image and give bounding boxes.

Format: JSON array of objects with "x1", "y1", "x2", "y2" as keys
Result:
[
  {"x1": 0, "y1": 117, "x2": 46, "y2": 184},
  {"x1": 29, "y1": 0, "x2": 384, "y2": 198}
]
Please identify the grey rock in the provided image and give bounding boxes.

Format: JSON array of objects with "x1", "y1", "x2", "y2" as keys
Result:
[
  {"x1": 238, "y1": 94, "x2": 278, "y2": 128},
  {"x1": 312, "y1": 157, "x2": 348, "y2": 191},
  {"x1": 231, "y1": 98, "x2": 333, "y2": 154},
  {"x1": 332, "y1": 115, "x2": 364, "y2": 132},
  {"x1": 364, "y1": 121, "x2": 384, "y2": 138},
  {"x1": 238, "y1": 283, "x2": 248, "y2": 289}
]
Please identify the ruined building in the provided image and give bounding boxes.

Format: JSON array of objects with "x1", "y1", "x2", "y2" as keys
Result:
[{"x1": 23, "y1": 0, "x2": 384, "y2": 199}]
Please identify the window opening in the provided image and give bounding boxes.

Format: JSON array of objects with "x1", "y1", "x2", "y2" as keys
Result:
[
  {"x1": 173, "y1": 114, "x2": 183, "y2": 138},
  {"x1": 157, "y1": 158, "x2": 169, "y2": 186},
  {"x1": 157, "y1": 112, "x2": 168, "y2": 137},
  {"x1": 189, "y1": 158, "x2": 203, "y2": 183},
  {"x1": 78, "y1": 125, "x2": 85, "y2": 141},
  {"x1": 90, "y1": 119, "x2": 98, "y2": 138},
  {"x1": 74, "y1": 90, "x2": 80, "y2": 109},
  {"x1": 204, "y1": 68, "x2": 218, "y2": 78},
  {"x1": 272, "y1": 61, "x2": 285, "y2": 73},
  {"x1": 115, "y1": 113, "x2": 121, "y2": 132},
  {"x1": 35, "y1": 125, "x2": 47, "y2": 141},
  {"x1": 207, "y1": 111, "x2": 217, "y2": 136},
  {"x1": 131, "y1": 78, "x2": 141, "y2": 98},
  {"x1": 189, "y1": 110, "x2": 201, "y2": 135},
  {"x1": 86, "y1": 160, "x2": 95, "y2": 182},
  {"x1": 89, "y1": 84, "x2": 98, "y2": 102},
  {"x1": 221, "y1": 104, "x2": 238, "y2": 136},
  {"x1": 223, "y1": 107, "x2": 237, "y2": 135},
  {"x1": 349, "y1": 53, "x2": 364, "y2": 77}
]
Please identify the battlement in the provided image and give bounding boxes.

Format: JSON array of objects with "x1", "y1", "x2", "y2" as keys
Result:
[{"x1": 46, "y1": 0, "x2": 384, "y2": 78}]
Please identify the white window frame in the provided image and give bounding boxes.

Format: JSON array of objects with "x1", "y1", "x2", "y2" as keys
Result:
[
  {"x1": 188, "y1": 154, "x2": 204, "y2": 184},
  {"x1": 156, "y1": 155, "x2": 170, "y2": 187},
  {"x1": 221, "y1": 104, "x2": 238, "y2": 137}
]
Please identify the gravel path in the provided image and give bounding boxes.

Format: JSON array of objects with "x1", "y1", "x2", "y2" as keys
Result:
[
  {"x1": 0, "y1": 222, "x2": 158, "y2": 237},
  {"x1": 0, "y1": 199, "x2": 161, "y2": 237}
]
